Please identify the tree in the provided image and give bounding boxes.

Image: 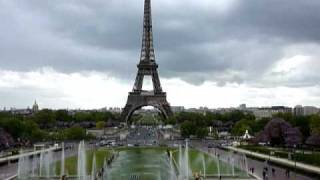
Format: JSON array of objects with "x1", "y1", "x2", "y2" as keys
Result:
[
  {"x1": 1, "y1": 118, "x2": 25, "y2": 138},
  {"x1": 254, "y1": 118, "x2": 303, "y2": 146},
  {"x1": 196, "y1": 128, "x2": 209, "y2": 138},
  {"x1": 163, "y1": 115, "x2": 177, "y2": 125},
  {"x1": 252, "y1": 118, "x2": 270, "y2": 133},
  {"x1": 310, "y1": 115, "x2": 320, "y2": 135},
  {"x1": 273, "y1": 112, "x2": 293, "y2": 122},
  {"x1": 231, "y1": 119, "x2": 252, "y2": 136},
  {"x1": 34, "y1": 109, "x2": 55, "y2": 128},
  {"x1": 74, "y1": 112, "x2": 91, "y2": 122},
  {"x1": 55, "y1": 110, "x2": 73, "y2": 122},
  {"x1": 96, "y1": 121, "x2": 106, "y2": 129},
  {"x1": 180, "y1": 121, "x2": 194, "y2": 138},
  {"x1": 65, "y1": 126, "x2": 86, "y2": 140}
]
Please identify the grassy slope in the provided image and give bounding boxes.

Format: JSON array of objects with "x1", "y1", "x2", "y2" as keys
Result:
[{"x1": 55, "y1": 148, "x2": 112, "y2": 175}]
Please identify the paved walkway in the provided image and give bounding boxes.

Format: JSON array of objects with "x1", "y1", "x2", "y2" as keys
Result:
[
  {"x1": 190, "y1": 141, "x2": 315, "y2": 180},
  {"x1": 0, "y1": 146, "x2": 60, "y2": 164},
  {"x1": 227, "y1": 146, "x2": 320, "y2": 176}
]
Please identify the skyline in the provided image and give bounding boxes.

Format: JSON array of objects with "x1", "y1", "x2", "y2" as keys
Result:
[{"x1": 1, "y1": 0, "x2": 320, "y2": 109}]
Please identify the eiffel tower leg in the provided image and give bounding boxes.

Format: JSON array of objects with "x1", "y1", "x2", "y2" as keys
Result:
[
  {"x1": 133, "y1": 72, "x2": 144, "y2": 92},
  {"x1": 151, "y1": 70, "x2": 162, "y2": 93},
  {"x1": 120, "y1": 104, "x2": 133, "y2": 123},
  {"x1": 160, "y1": 103, "x2": 173, "y2": 118}
]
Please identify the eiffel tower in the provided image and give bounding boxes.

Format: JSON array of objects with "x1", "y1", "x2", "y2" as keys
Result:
[{"x1": 121, "y1": 0, "x2": 173, "y2": 122}]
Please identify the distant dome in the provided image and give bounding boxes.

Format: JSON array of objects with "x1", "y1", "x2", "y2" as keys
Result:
[{"x1": 32, "y1": 100, "x2": 39, "y2": 112}]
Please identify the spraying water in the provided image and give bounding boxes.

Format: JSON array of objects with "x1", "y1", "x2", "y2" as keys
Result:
[
  {"x1": 232, "y1": 157, "x2": 235, "y2": 176},
  {"x1": 43, "y1": 150, "x2": 53, "y2": 177},
  {"x1": 202, "y1": 154, "x2": 206, "y2": 178},
  {"x1": 91, "y1": 153, "x2": 96, "y2": 180},
  {"x1": 17, "y1": 150, "x2": 25, "y2": 178},
  {"x1": 61, "y1": 142, "x2": 65, "y2": 176},
  {"x1": 244, "y1": 154, "x2": 249, "y2": 177},
  {"x1": 217, "y1": 155, "x2": 220, "y2": 177},
  {"x1": 39, "y1": 150, "x2": 44, "y2": 176},
  {"x1": 31, "y1": 154, "x2": 36, "y2": 177},
  {"x1": 169, "y1": 152, "x2": 177, "y2": 180},
  {"x1": 185, "y1": 140, "x2": 189, "y2": 178},
  {"x1": 77, "y1": 141, "x2": 87, "y2": 180}
]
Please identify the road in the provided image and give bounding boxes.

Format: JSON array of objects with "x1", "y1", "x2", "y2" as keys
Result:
[{"x1": 126, "y1": 126, "x2": 159, "y2": 145}]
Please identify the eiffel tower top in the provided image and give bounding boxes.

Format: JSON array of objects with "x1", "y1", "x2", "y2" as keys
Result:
[{"x1": 140, "y1": 0, "x2": 156, "y2": 63}]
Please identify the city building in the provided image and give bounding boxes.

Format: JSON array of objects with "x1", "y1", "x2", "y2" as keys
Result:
[
  {"x1": 250, "y1": 106, "x2": 292, "y2": 119},
  {"x1": 303, "y1": 106, "x2": 319, "y2": 116},
  {"x1": 239, "y1": 104, "x2": 247, "y2": 110},
  {"x1": 294, "y1": 105, "x2": 304, "y2": 116},
  {"x1": 171, "y1": 106, "x2": 185, "y2": 113},
  {"x1": 293, "y1": 105, "x2": 319, "y2": 116},
  {"x1": 108, "y1": 107, "x2": 122, "y2": 113}
]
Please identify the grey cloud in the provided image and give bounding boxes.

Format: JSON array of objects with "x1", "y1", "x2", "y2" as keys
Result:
[{"x1": 1, "y1": 0, "x2": 320, "y2": 86}]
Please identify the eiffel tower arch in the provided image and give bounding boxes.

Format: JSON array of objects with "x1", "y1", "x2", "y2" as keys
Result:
[{"x1": 121, "y1": 0, "x2": 173, "y2": 123}]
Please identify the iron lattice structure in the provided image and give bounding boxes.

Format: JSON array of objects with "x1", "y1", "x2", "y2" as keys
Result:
[{"x1": 121, "y1": 0, "x2": 173, "y2": 122}]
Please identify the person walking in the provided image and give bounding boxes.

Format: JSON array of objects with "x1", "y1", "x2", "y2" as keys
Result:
[
  {"x1": 285, "y1": 169, "x2": 290, "y2": 178},
  {"x1": 272, "y1": 167, "x2": 275, "y2": 177}
]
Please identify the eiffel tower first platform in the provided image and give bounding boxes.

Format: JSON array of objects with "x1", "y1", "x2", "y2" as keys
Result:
[{"x1": 121, "y1": 0, "x2": 173, "y2": 122}]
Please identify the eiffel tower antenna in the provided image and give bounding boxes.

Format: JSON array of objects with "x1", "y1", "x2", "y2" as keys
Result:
[{"x1": 121, "y1": 0, "x2": 172, "y2": 122}]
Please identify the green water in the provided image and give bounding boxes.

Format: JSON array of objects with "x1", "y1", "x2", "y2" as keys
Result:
[
  {"x1": 18, "y1": 147, "x2": 249, "y2": 179},
  {"x1": 104, "y1": 148, "x2": 249, "y2": 179},
  {"x1": 106, "y1": 148, "x2": 173, "y2": 180}
]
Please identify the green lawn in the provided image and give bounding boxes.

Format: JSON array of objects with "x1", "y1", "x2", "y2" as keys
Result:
[
  {"x1": 55, "y1": 148, "x2": 112, "y2": 175},
  {"x1": 171, "y1": 149, "x2": 247, "y2": 176}
]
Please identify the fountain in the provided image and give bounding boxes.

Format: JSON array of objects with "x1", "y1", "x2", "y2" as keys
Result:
[
  {"x1": 61, "y1": 142, "x2": 65, "y2": 176},
  {"x1": 91, "y1": 153, "x2": 96, "y2": 180},
  {"x1": 77, "y1": 141, "x2": 87, "y2": 180},
  {"x1": 43, "y1": 150, "x2": 53, "y2": 177},
  {"x1": 31, "y1": 154, "x2": 37, "y2": 177},
  {"x1": 15, "y1": 140, "x2": 252, "y2": 180},
  {"x1": 185, "y1": 140, "x2": 189, "y2": 178},
  {"x1": 232, "y1": 156, "x2": 235, "y2": 176},
  {"x1": 177, "y1": 140, "x2": 191, "y2": 179},
  {"x1": 169, "y1": 152, "x2": 177, "y2": 180},
  {"x1": 39, "y1": 150, "x2": 44, "y2": 176},
  {"x1": 216, "y1": 154, "x2": 221, "y2": 177},
  {"x1": 17, "y1": 150, "x2": 27, "y2": 179},
  {"x1": 202, "y1": 154, "x2": 206, "y2": 178}
]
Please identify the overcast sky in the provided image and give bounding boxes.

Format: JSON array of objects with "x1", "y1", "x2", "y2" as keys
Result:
[{"x1": 1, "y1": 0, "x2": 320, "y2": 109}]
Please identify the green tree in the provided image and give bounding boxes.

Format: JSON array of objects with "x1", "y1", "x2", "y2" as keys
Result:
[
  {"x1": 96, "y1": 121, "x2": 106, "y2": 129},
  {"x1": 34, "y1": 109, "x2": 55, "y2": 127},
  {"x1": 1, "y1": 118, "x2": 25, "y2": 138},
  {"x1": 180, "y1": 121, "x2": 194, "y2": 138},
  {"x1": 65, "y1": 126, "x2": 86, "y2": 140},
  {"x1": 55, "y1": 110, "x2": 72, "y2": 122},
  {"x1": 74, "y1": 112, "x2": 91, "y2": 122},
  {"x1": 231, "y1": 119, "x2": 253, "y2": 136},
  {"x1": 252, "y1": 118, "x2": 270, "y2": 133},
  {"x1": 196, "y1": 127, "x2": 209, "y2": 138},
  {"x1": 310, "y1": 115, "x2": 320, "y2": 135},
  {"x1": 273, "y1": 112, "x2": 293, "y2": 122}
]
